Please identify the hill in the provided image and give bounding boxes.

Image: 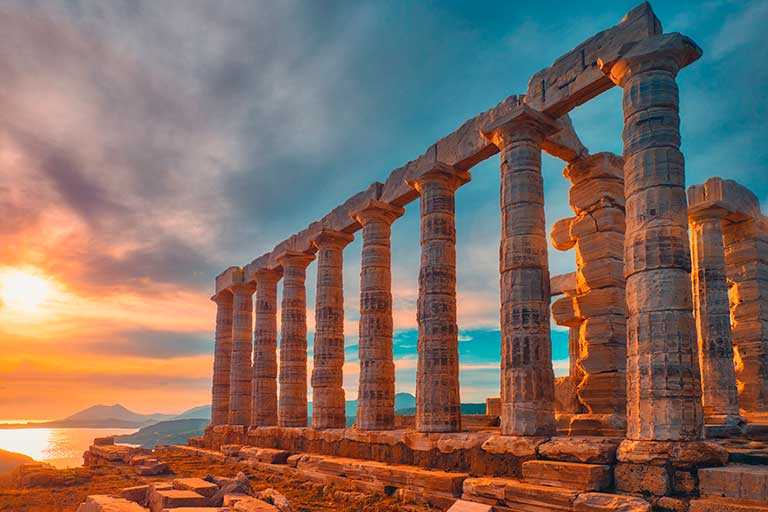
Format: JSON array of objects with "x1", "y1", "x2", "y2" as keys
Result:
[
  {"x1": 0, "y1": 449, "x2": 33, "y2": 473},
  {"x1": 173, "y1": 405, "x2": 211, "y2": 420},
  {"x1": 113, "y1": 418, "x2": 208, "y2": 448}
]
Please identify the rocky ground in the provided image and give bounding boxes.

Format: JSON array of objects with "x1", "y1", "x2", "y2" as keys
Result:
[{"x1": 0, "y1": 447, "x2": 438, "y2": 512}]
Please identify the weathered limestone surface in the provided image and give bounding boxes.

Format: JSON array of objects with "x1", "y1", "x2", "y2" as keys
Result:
[
  {"x1": 211, "y1": 291, "x2": 233, "y2": 426},
  {"x1": 688, "y1": 203, "x2": 742, "y2": 427},
  {"x1": 482, "y1": 105, "x2": 558, "y2": 436},
  {"x1": 250, "y1": 268, "x2": 282, "y2": 427},
  {"x1": 75, "y1": 495, "x2": 147, "y2": 512},
  {"x1": 550, "y1": 152, "x2": 627, "y2": 435},
  {"x1": 311, "y1": 230, "x2": 354, "y2": 429},
  {"x1": 230, "y1": 283, "x2": 256, "y2": 426},
  {"x1": 276, "y1": 251, "x2": 315, "y2": 428},
  {"x1": 699, "y1": 464, "x2": 768, "y2": 502},
  {"x1": 522, "y1": 460, "x2": 612, "y2": 490},
  {"x1": 600, "y1": 32, "x2": 704, "y2": 441},
  {"x1": 724, "y1": 215, "x2": 768, "y2": 418},
  {"x1": 353, "y1": 200, "x2": 404, "y2": 430},
  {"x1": 407, "y1": 164, "x2": 469, "y2": 433}
]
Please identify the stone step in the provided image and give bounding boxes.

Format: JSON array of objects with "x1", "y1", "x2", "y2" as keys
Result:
[
  {"x1": 521, "y1": 460, "x2": 612, "y2": 491},
  {"x1": 148, "y1": 489, "x2": 207, "y2": 512},
  {"x1": 690, "y1": 497, "x2": 768, "y2": 512},
  {"x1": 76, "y1": 495, "x2": 147, "y2": 512},
  {"x1": 729, "y1": 448, "x2": 768, "y2": 466},
  {"x1": 699, "y1": 464, "x2": 768, "y2": 502}
]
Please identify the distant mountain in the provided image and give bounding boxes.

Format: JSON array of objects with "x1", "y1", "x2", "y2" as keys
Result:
[
  {"x1": 113, "y1": 418, "x2": 208, "y2": 448},
  {"x1": 0, "y1": 449, "x2": 34, "y2": 473},
  {"x1": 65, "y1": 404, "x2": 174, "y2": 425},
  {"x1": 173, "y1": 405, "x2": 211, "y2": 420},
  {"x1": 394, "y1": 403, "x2": 487, "y2": 416}
]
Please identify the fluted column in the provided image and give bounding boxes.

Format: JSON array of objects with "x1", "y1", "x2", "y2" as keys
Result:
[
  {"x1": 602, "y1": 34, "x2": 704, "y2": 440},
  {"x1": 251, "y1": 268, "x2": 282, "y2": 427},
  {"x1": 229, "y1": 283, "x2": 256, "y2": 426},
  {"x1": 211, "y1": 291, "x2": 233, "y2": 425},
  {"x1": 689, "y1": 207, "x2": 741, "y2": 428},
  {"x1": 311, "y1": 230, "x2": 354, "y2": 429},
  {"x1": 353, "y1": 200, "x2": 404, "y2": 430},
  {"x1": 276, "y1": 251, "x2": 315, "y2": 427},
  {"x1": 407, "y1": 163, "x2": 469, "y2": 433},
  {"x1": 482, "y1": 107, "x2": 558, "y2": 436}
]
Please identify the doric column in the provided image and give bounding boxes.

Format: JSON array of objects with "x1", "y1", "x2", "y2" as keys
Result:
[
  {"x1": 407, "y1": 163, "x2": 469, "y2": 433},
  {"x1": 251, "y1": 268, "x2": 282, "y2": 427},
  {"x1": 602, "y1": 34, "x2": 704, "y2": 440},
  {"x1": 482, "y1": 106, "x2": 558, "y2": 436},
  {"x1": 276, "y1": 251, "x2": 315, "y2": 427},
  {"x1": 211, "y1": 291, "x2": 233, "y2": 425},
  {"x1": 353, "y1": 200, "x2": 403, "y2": 430},
  {"x1": 229, "y1": 283, "x2": 256, "y2": 426},
  {"x1": 689, "y1": 207, "x2": 742, "y2": 428},
  {"x1": 311, "y1": 230, "x2": 354, "y2": 429}
]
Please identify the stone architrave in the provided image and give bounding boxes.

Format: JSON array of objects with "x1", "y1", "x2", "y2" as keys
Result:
[
  {"x1": 549, "y1": 153, "x2": 627, "y2": 435},
  {"x1": 601, "y1": 33, "x2": 704, "y2": 440},
  {"x1": 229, "y1": 283, "x2": 256, "y2": 426},
  {"x1": 352, "y1": 200, "x2": 404, "y2": 430},
  {"x1": 407, "y1": 163, "x2": 469, "y2": 433},
  {"x1": 311, "y1": 230, "x2": 354, "y2": 429},
  {"x1": 251, "y1": 268, "x2": 282, "y2": 427},
  {"x1": 481, "y1": 106, "x2": 559, "y2": 437},
  {"x1": 276, "y1": 251, "x2": 315, "y2": 428},
  {"x1": 724, "y1": 216, "x2": 768, "y2": 419},
  {"x1": 211, "y1": 291, "x2": 233, "y2": 425},
  {"x1": 689, "y1": 206, "x2": 742, "y2": 429}
]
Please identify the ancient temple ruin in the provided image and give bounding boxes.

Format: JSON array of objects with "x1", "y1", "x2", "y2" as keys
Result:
[{"x1": 197, "y1": 3, "x2": 768, "y2": 511}]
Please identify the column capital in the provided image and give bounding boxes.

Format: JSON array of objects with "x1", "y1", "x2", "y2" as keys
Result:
[
  {"x1": 250, "y1": 267, "x2": 283, "y2": 283},
  {"x1": 481, "y1": 104, "x2": 560, "y2": 148},
  {"x1": 689, "y1": 203, "x2": 729, "y2": 223},
  {"x1": 310, "y1": 229, "x2": 354, "y2": 250},
  {"x1": 229, "y1": 283, "x2": 256, "y2": 296},
  {"x1": 351, "y1": 199, "x2": 404, "y2": 226},
  {"x1": 599, "y1": 33, "x2": 702, "y2": 87},
  {"x1": 210, "y1": 290, "x2": 233, "y2": 304},
  {"x1": 405, "y1": 162, "x2": 471, "y2": 194},
  {"x1": 275, "y1": 250, "x2": 315, "y2": 269}
]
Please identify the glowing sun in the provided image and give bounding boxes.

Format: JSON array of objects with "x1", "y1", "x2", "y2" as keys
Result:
[{"x1": 0, "y1": 268, "x2": 56, "y2": 313}]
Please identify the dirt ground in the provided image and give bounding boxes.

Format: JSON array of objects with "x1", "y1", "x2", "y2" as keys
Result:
[{"x1": 0, "y1": 448, "x2": 439, "y2": 512}]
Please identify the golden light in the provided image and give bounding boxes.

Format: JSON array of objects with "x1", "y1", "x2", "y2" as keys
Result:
[{"x1": 0, "y1": 268, "x2": 56, "y2": 313}]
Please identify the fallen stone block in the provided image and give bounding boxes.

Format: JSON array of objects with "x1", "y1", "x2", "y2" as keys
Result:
[
  {"x1": 446, "y1": 499, "x2": 493, "y2": 512},
  {"x1": 173, "y1": 478, "x2": 218, "y2": 499},
  {"x1": 573, "y1": 492, "x2": 651, "y2": 512},
  {"x1": 220, "y1": 444, "x2": 242, "y2": 456},
  {"x1": 699, "y1": 464, "x2": 768, "y2": 502},
  {"x1": 254, "y1": 488, "x2": 295, "y2": 512},
  {"x1": 148, "y1": 490, "x2": 207, "y2": 512},
  {"x1": 689, "y1": 497, "x2": 768, "y2": 512},
  {"x1": 76, "y1": 495, "x2": 148, "y2": 512},
  {"x1": 121, "y1": 485, "x2": 150, "y2": 505},
  {"x1": 135, "y1": 462, "x2": 169, "y2": 476},
  {"x1": 228, "y1": 496, "x2": 280, "y2": 512},
  {"x1": 93, "y1": 437, "x2": 115, "y2": 446},
  {"x1": 537, "y1": 437, "x2": 620, "y2": 464},
  {"x1": 522, "y1": 460, "x2": 612, "y2": 491},
  {"x1": 239, "y1": 447, "x2": 290, "y2": 464}
]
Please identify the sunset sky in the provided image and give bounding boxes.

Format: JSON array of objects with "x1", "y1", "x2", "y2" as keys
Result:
[{"x1": 0, "y1": 0, "x2": 766, "y2": 420}]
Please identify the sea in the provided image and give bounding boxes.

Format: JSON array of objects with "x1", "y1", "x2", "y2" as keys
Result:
[{"x1": 0, "y1": 423, "x2": 138, "y2": 468}]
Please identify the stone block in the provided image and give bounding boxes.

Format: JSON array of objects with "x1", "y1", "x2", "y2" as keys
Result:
[
  {"x1": 239, "y1": 447, "x2": 290, "y2": 464},
  {"x1": 550, "y1": 272, "x2": 577, "y2": 296},
  {"x1": 537, "y1": 437, "x2": 620, "y2": 464},
  {"x1": 615, "y1": 463, "x2": 670, "y2": 496},
  {"x1": 463, "y1": 477, "x2": 579, "y2": 511},
  {"x1": 521, "y1": 460, "x2": 612, "y2": 490},
  {"x1": 226, "y1": 495, "x2": 279, "y2": 512},
  {"x1": 148, "y1": 490, "x2": 207, "y2": 512},
  {"x1": 577, "y1": 259, "x2": 625, "y2": 290},
  {"x1": 446, "y1": 500, "x2": 493, "y2": 512},
  {"x1": 569, "y1": 178, "x2": 625, "y2": 212},
  {"x1": 699, "y1": 464, "x2": 768, "y2": 501},
  {"x1": 575, "y1": 231, "x2": 625, "y2": 268},
  {"x1": 121, "y1": 485, "x2": 150, "y2": 505},
  {"x1": 220, "y1": 444, "x2": 242, "y2": 457},
  {"x1": 573, "y1": 492, "x2": 651, "y2": 512},
  {"x1": 93, "y1": 437, "x2": 115, "y2": 446},
  {"x1": 480, "y1": 435, "x2": 547, "y2": 457},
  {"x1": 551, "y1": 218, "x2": 577, "y2": 250},
  {"x1": 163, "y1": 509, "x2": 229, "y2": 512},
  {"x1": 76, "y1": 495, "x2": 148, "y2": 512},
  {"x1": 554, "y1": 376, "x2": 580, "y2": 415},
  {"x1": 173, "y1": 478, "x2": 218, "y2": 499},
  {"x1": 689, "y1": 497, "x2": 768, "y2": 512}
]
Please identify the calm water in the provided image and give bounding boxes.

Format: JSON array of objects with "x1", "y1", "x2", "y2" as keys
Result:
[{"x1": 0, "y1": 427, "x2": 137, "y2": 468}]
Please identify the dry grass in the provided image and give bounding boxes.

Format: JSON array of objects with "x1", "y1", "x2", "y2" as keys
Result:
[{"x1": 0, "y1": 448, "x2": 439, "y2": 512}]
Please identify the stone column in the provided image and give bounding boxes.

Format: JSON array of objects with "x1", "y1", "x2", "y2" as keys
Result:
[
  {"x1": 353, "y1": 200, "x2": 403, "y2": 430},
  {"x1": 211, "y1": 291, "x2": 233, "y2": 425},
  {"x1": 251, "y1": 268, "x2": 282, "y2": 427},
  {"x1": 407, "y1": 163, "x2": 469, "y2": 433},
  {"x1": 276, "y1": 251, "x2": 315, "y2": 427},
  {"x1": 311, "y1": 230, "x2": 354, "y2": 429},
  {"x1": 602, "y1": 34, "x2": 704, "y2": 440},
  {"x1": 482, "y1": 107, "x2": 558, "y2": 436},
  {"x1": 229, "y1": 283, "x2": 256, "y2": 426},
  {"x1": 724, "y1": 216, "x2": 768, "y2": 419},
  {"x1": 689, "y1": 207, "x2": 742, "y2": 429}
]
